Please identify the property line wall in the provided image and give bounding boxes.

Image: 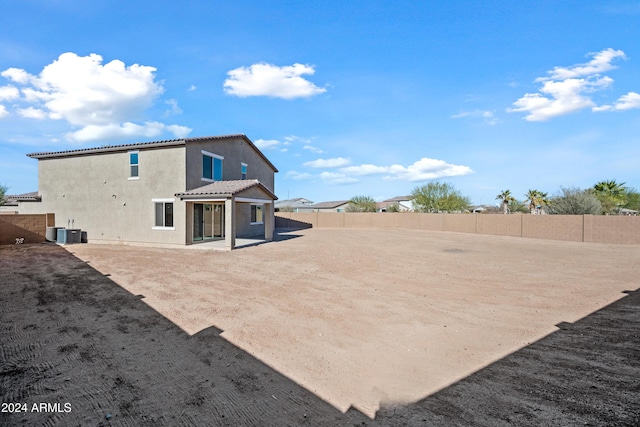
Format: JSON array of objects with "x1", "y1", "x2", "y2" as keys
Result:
[
  {"x1": 0, "y1": 213, "x2": 54, "y2": 245},
  {"x1": 275, "y1": 212, "x2": 640, "y2": 244}
]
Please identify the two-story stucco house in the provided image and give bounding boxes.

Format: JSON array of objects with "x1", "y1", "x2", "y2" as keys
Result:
[{"x1": 19, "y1": 134, "x2": 277, "y2": 249}]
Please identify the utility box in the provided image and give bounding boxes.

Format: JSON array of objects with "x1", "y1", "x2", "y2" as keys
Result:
[
  {"x1": 46, "y1": 227, "x2": 64, "y2": 242},
  {"x1": 56, "y1": 228, "x2": 82, "y2": 244}
]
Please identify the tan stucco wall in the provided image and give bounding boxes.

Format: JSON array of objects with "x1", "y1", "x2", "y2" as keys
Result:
[
  {"x1": 275, "y1": 212, "x2": 640, "y2": 244},
  {"x1": 21, "y1": 147, "x2": 187, "y2": 245},
  {"x1": 185, "y1": 137, "x2": 276, "y2": 192}
]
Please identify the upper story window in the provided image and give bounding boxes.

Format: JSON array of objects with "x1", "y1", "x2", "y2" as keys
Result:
[
  {"x1": 129, "y1": 151, "x2": 139, "y2": 179},
  {"x1": 202, "y1": 150, "x2": 223, "y2": 181},
  {"x1": 241, "y1": 163, "x2": 248, "y2": 180}
]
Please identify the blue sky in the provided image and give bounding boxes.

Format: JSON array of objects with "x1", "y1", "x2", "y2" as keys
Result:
[{"x1": 1, "y1": 1, "x2": 639, "y2": 206}]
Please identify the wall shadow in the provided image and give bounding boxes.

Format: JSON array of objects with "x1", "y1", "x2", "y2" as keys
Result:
[
  {"x1": 0, "y1": 244, "x2": 367, "y2": 426},
  {"x1": 272, "y1": 229, "x2": 305, "y2": 242},
  {"x1": 375, "y1": 288, "x2": 640, "y2": 426},
  {"x1": 1, "y1": 243, "x2": 638, "y2": 426},
  {"x1": 274, "y1": 216, "x2": 313, "y2": 230},
  {"x1": 0, "y1": 219, "x2": 45, "y2": 245}
]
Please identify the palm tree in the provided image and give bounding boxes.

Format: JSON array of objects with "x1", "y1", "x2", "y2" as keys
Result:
[
  {"x1": 524, "y1": 189, "x2": 549, "y2": 215},
  {"x1": 593, "y1": 180, "x2": 626, "y2": 214},
  {"x1": 0, "y1": 184, "x2": 7, "y2": 206},
  {"x1": 496, "y1": 190, "x2": 515, "y2": 214}
]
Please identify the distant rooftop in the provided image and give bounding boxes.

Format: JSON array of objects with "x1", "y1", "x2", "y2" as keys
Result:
[{"x1": 308, "y1": 200, "x2": 350, "y2": 209}]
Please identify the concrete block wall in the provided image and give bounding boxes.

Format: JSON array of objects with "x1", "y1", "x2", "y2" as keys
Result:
[
  {"x1": 521, "y1": 215, "x2": 583, "y2": 242},
  {"x1": 586, "y1": 216, "x2": 640, "y2": 244},
  {"x1": 0, "y1": 213, "x2": 53, "y2": 245},
  {"x1": 275, "y1": 212, "x2": 640, "y2": 244},
  {"x1": 477, "y1": 214, "x2": 522, "y2": 237}
]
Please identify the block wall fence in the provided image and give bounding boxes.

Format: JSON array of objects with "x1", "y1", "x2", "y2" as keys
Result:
[
  {"x1": 275, "y1": 212, "x2": 640, "y2": 244},
  {"x1": 0, "y1": 213, "x2": 54, "y2": 245}
]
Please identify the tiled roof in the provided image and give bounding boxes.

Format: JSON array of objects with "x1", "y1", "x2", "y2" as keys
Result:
[
  {"x1": 274, "y1": 200, "x2": 312, "y2": 208},
  {"x1": 26, "y1": 134, "x2": 278, "y2": 172},
  {"x1": 3, "y1": 192, "x2": 41, "y2": 203},
  {"x1": 308, "y1": 200, "x2": 350, "y2": 209},
  {"x1": 175, "y1": 180, "x2": 277, "y2": 200},
  {"x1": 383, "y1": 195, "x2": 413, "y2": 202}
]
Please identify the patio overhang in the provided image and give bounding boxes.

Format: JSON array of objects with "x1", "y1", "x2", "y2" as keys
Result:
[{"x1": 175, "y1": 180, "x2": 276, "y2": 249}]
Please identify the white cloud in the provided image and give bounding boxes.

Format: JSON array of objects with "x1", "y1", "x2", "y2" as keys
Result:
[
  {"x1": 545, "y1": 48, "x2": 625, "y2": 80},
  {"x1": 254, "y1": 138, "x2": 282, "y2": 150},
  {"x1": 340, "y1": 158, "x2": 473, "y2": 181},
  {"x1": 613, "y1": 91, "x2": 640, "y2": 110},
  {"x1": 285, "y1": 170, "x2": 357, "y2": 185},
  {"x1": 284, "y1": 135, "x2": 312, "y2": 144},
  {"x1": 0, "y1": 85, "x2": 19, "y2": 101},
  {"x1": 1, "y1": 52, "x2": 190, "y2": 142},
  {"x1": 0, "y1": 105, "x2": 8, "y2": 119},
  {"x1": 387, "y1": 158, "x2": 473, "y2": 181},
  {"x1": 165, "y1": 124, "x2": 192, "y2": 138},
  {"x1": 286, "y1": 171, "x2": 313, "y2": 180},
  {"x1": 66, "y1": 121, "x2": 191, "y2": 143},
  {"x1": 595, "y1": 91, "x2": 640, "y2": 111},
  {"x1": 319, "y1": 171, "x2": 358, "y2": 185},
  {"x1": 451, "y1": 109, "x2": 498, "y2": 125},
  {"x1": 508, "y1": 48, "x2": 637, "y2": 121},
  {"x1": 303, "y1": 157, "x2": 351, "y2": 168},
  {"x1": 188, "y1": 85, "x2": 197, "y2": 91},
  {"x1": 1, "y1": 67, "x2": 31, "y2": 84},
  {"x1": 18, "y1": 107, "x2": 48, "y2": 119},
  {"x1": 288, "y1": 156, "x2": 472, "y2": 185},
  {"x1": 224, "y1": 63, "x2": 326, "y2": 99},
  {"x1": 303, "y1": 145, "x2": 324, "y2": 153},
  {"x1": 164, "y1": 99, "x2": 182, "y2": 116},
  {"x1": 341, "y1": 164, "x2": 390, "y2": 175}
]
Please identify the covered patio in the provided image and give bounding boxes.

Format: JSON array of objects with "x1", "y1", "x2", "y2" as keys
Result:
[{"x1": 175, "y1": 179, "x2": 276, "y2": 250}]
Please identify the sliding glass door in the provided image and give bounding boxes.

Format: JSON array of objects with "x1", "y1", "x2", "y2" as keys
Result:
[{"x1": 193, "y1": 203, "x2": 224, "y2": 242}]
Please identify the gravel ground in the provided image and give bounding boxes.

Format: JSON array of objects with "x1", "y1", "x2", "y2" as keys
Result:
[{"x1": 1, "y1": 228, "x2": 638, "y2": 426}]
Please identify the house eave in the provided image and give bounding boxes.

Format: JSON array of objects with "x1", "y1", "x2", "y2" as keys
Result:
[{"x1": 27, "y1": 139, "x2": 187, "y2": 159}]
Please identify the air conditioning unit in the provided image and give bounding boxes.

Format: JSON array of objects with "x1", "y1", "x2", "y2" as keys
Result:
[
  {"x1": 56, "y1": 228, "x2": 82, "y2": 244},
  {"x1": 46, "y1": 227, "x2": 64, "y2": 242}
]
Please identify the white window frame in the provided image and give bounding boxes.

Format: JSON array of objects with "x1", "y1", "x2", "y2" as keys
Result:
[
  {"x1": 250, "y1": 204, "x2": 264, "y2": 225},
  {"x1": 128, "y1": 150, "x2": 140, "y2": 180},
  {"x1": 241, "y1": 162, "x2": 248, "y2": 180},
  {"x1": 152, "y1": 198, "x2": 176, "y2": 230},
  {"x1": 201, "y1": 150, "x2": 224, "y2": 182}
]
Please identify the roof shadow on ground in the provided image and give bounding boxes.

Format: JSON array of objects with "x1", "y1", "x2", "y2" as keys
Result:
[
  {"x1": 273, "y1": 229, "x2": 305, "y2": 242},
  {"x1": 2, "y1": 243, "x2": 638, "y2": 426}
]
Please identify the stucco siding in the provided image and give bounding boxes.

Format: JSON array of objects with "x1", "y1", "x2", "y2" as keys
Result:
[
  {"x1": 235, "y1": 203, "x2": 264, "y2": 237},
  {"x1": 25, "y1": 147, "x2": 187, "y2": 245},
  {"x1": 185, "y1": 137, "x2": 275, "y2": 192}
]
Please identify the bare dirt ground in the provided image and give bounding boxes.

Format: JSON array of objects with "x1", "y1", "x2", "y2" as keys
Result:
[{"x1": 1, "y1": 228, "x2": 639, "y2": 426}]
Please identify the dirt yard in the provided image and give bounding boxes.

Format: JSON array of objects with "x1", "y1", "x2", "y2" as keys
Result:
[{"x1": 1, "y1": 228, "x2": 639, "y2": 426}]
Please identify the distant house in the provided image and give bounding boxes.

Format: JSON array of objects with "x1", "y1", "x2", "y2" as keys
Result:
[
  {"x1": 290, "y1": 197, "x2": 313, "y2": 205},
  {"x1": 275, "y1": 198, "x2": 314, "y2": 212},
  {"x1": 382, "y1": 196, "x2": 415, "y2": 211},
  {"x1": 619, "y1": 208, "x2": 638, "y2": 216},
  {"x1": 376, "y1": 201, "x2": 397, "y2": 212},
  {"x1": 0, "y1": 192, "x2": 41, "y2": 213},
  {"x1": 17, "y1": 134, "x2": 277, "y2": 249},
  {"x1": 307, "y1": 200, "x2": 350, "y2": 213}
]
